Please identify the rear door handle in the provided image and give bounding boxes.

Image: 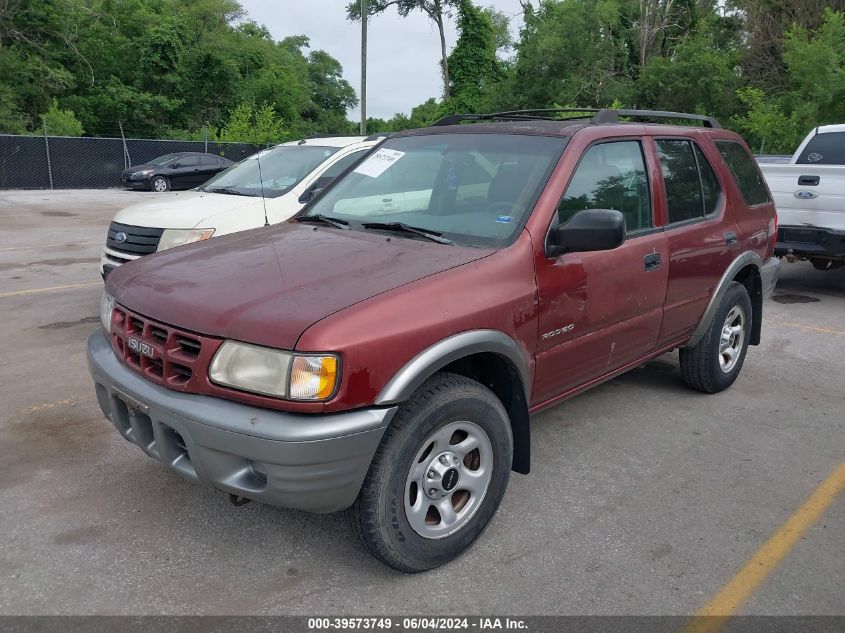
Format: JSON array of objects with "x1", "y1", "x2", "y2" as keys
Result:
[
  {"x1": 644, "y1": 252, "x2": 661, "y2": 271},
  {"x1": 725, "y1": 232, "x2": 738, "y2": 246},
  {"x1": 798, "y1": 175, "x2": 820, "y2": 186}
]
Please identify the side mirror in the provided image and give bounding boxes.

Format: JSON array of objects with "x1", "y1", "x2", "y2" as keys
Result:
[
  {"x1": 170, "y1": 163, "x2": 180, "y2": 169},
  {"x1": 546, "y1": 209, "x2": 626, "y2": 257},
  {"x1": 299, "y1": 186, "x2": 324, "y2": 204}
]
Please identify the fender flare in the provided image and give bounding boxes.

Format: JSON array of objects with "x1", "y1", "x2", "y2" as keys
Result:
[
  {"x1": 375, "y1": 329, "x2": 531, "y2": 405},
  {"x1": 684, "y1": 251, "x2": 762, "y2": 348}
]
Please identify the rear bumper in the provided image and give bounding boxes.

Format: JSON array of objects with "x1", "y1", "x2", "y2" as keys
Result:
[
  {"x1": 87, "y1": 330, "x2": 394, "y2": 513},
  {"x1": 775, "y1": 225, "x2": 845, "y2": 260}
]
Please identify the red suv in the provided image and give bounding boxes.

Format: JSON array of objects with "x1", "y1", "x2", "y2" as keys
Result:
[{"x1": 89, "y1": 109, "x2": 780, "y2": 572}]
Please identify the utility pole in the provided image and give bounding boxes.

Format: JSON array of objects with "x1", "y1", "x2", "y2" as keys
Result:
[{"x1": 360, "y1": 0, "x2": 367, "y2": 135}]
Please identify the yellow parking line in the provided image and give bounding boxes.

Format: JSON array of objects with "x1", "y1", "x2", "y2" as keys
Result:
[
  {"x1": 764, "y1": 319, "x2": 845, "y2": 337},
  {"x1": 683, "y1": 460, "x2": 845, "y2": 633},
  {"x1": 0, "y1": 281, "x2": 100, "y2": 298},
  {"x1": 0, "y1": 240, "x2": 101, "y2": 252}
]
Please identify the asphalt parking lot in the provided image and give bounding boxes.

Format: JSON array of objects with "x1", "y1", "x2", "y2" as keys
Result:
[{"x1": 0, "y1": 189, "x2": 842, "y2": 616}]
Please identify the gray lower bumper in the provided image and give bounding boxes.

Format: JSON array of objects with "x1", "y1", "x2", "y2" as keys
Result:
[
  {"x1": 87, "y1": 330, "x2": 395, "y2": 513},
  {"x1": 760, "y1": 256, "x2": 781, "y2": 300}
]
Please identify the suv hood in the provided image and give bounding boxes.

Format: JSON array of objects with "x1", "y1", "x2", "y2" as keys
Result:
[
  {"x1": 107, "y1": 222, "x2": 492, "y2": 350},
  {"x1": 112, "y1": 190, "x2": 265, "y2": 230}
]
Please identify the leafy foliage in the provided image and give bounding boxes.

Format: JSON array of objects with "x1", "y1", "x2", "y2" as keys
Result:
[
  {"x1": 40, "y1": 99, "x2": 85, "y2": 136},
  {"x1": 0, "y1": 0, "x2": 356, "y2": 140}
]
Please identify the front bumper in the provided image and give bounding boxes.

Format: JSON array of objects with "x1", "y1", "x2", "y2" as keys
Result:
[
  {"x1": 775, "y1": 225, "x2": 845, "y2": 260},
  {"x1": 760, "y1": 256, "x2": 780, "y2": 300},
  {"x1": 87, "y1": 330, "x2": 395, "y2": 513},
  {"x1": 100, "y1": 246, "x2": 141, "y2": 277}
]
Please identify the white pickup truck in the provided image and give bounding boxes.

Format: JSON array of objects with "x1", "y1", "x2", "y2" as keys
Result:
[{"x1": 758, "y1": 124, "x2": 845, "y2": 271}]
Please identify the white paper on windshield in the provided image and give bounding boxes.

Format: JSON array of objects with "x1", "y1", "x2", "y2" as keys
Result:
[{"x1": 353, "y1": 149, "x2": 405, "y2": 178}]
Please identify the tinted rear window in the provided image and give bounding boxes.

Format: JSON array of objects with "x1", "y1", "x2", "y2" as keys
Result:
[
  {"x1": 656, "y1": 140, "x2": 703, "y2": 223},
  {"x1": 795, "y1": 131, "x2": 845, "y2": 165},
  {"x1": 715, "y1": 140, "x2": 771, "y2": 206}
]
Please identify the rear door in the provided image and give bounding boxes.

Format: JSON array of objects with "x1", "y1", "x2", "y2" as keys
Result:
[
  {"x1": 169, "y1": 155, "x2": 201, "y2": 188},
  {"x1": 533, "y1": 138, "x2": 669, "y2": 402},
  {"x1": 653, "y1": 136, "x2": 738, "y2": 343},
  {"x1": 195, "y1": 155, "x2": 220, "y2": 186}
]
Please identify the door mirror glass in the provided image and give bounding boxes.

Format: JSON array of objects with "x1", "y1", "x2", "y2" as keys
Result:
[{"x1": 547, "y1": 209, "x2": 626, "y2": 257}]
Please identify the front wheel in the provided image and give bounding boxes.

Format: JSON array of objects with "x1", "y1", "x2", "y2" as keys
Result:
[
  {"x1": 350, "y1": 372, "x2": 513, "y2": 572},
  {"x1": 680, "y1": 281, "x2": 752, "y2": 393},
  {"x1": 150, "y1": 176, "x2": 170, "y2": 192}
]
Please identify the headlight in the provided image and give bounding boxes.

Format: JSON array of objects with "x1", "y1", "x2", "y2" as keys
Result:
[
  {"x1": 100, "y1": 291, "x2": 115, "y2": 333},
  {"x1": 209, "y1": 341, "x2": 339, "y2": 401},
  {"x1": 157, "y1": 228, "x2": 215, "y2": 252},
  {"x1": 133, "y1": 169, "x2": 153, "y2": 177}
]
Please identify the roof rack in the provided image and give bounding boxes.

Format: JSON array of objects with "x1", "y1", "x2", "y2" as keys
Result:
[
  {"x1": 431, "y1": 108, "x2": 600, "y2": 126},
  {"x1": 431, "y1": 108, "x2": 721, "y2": 129},
  {"x1": 592, "y1": 109, "x2": 721, "y2": 128}
]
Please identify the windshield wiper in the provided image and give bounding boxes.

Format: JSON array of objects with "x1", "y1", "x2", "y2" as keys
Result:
[
  {"x1": 296, "y1": 214, "x2": 350, "y2": 230},
  {"x1": 362, "y1": 221, "x2": 454, "y2": 245},
  {"x1": 203, "y1": 187, "x2": 256, "y2": 197}
]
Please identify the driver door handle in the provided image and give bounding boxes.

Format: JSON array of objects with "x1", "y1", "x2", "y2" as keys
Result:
[{"x1": 644, "y1": 252, "x2": 661, "y2": 271}]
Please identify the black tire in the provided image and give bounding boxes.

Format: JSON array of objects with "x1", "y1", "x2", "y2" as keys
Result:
[
  {"x1": 350, "y1": 372, "x2": 513, "y2": 573},
  {"x1": 150, "y1": 176, "x2": 170, "y2": 192},
  {"x1": 680, "y1": 281, "x2": 752, "y2": 394}
]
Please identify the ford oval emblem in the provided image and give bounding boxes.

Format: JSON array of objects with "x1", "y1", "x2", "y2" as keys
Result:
[
  {"x1": 114, "y1": 231, "x2": 128, "y2": 243},
  {"x1": 794, "y1": 190, "x2": 818, "y2": 200}
]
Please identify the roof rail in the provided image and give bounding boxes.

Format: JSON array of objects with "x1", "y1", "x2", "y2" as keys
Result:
[
  {"x1": 430, "y1": 108, "x2": 721, "y2": 129},
  {"x1": 593, "y1": 109, "x2": 722, "y2": 128},
  {"x1": 431, "y1": 108, "x2": 600, "y2": 127}
]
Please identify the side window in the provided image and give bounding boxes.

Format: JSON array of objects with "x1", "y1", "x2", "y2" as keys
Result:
[
  {"x1": 322, "y1": 150, "x2": 368, "y2": 179},
  {"x1": 715, "y1": 140, "x2": 771, "y2": 206},
  {"x1": 694, "y1": 144, "x2": 722, "y2": 215},
  {"x1": 795, "y1": 131, "x2": 845, "y2": 165},
  {"x1": 200, "y1": 155, "x2": 217, "y2": 166},
  {"x1": 178, "y1": 155, "x2": 200, "y2": 167},
  {"x1": 557, "y1": 141, "x2": 652, "y2": 234},
  {"x1": 656, "y1": 140, "x2": 704, "y2": 223}
]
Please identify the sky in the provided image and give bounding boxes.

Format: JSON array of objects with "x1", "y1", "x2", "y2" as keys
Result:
[{"x1": 239, "y1": 0, "x2": 525, "y2": 120}]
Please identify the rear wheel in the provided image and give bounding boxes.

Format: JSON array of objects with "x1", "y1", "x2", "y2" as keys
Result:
[
  {"x1": 150, "y1": 176, "x2": 169, "y2": 192},
  {"x1": 350, "y1": 372, "x2": 512, "y2": 572},
  {"x1": 680, "y1": 281, "x2": 752, "y2": 393}
]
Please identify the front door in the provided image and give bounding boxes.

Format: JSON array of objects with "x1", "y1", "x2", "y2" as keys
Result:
[{"x1": 533, "y1": 139, "x2": 669, "y2": 403}]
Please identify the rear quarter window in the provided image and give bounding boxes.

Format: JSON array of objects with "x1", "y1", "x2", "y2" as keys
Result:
[
  {"x1": 715, "y1": 140, "x2": 771, "y2": 206},
  {"x1": 795, "y1": 131, "x2": 845, "y2": 165}
]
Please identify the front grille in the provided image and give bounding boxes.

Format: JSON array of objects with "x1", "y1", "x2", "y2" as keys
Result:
[
  {"x1": 106, "y1": 222, "x2": 164, "y2": 256},
  {"x1": 110, "y1": 305, "x2": 222, "y2": 392}
]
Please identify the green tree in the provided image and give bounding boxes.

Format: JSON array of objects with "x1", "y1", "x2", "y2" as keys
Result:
[
  {"x1": 217, "y1": 102, "x2": 287, "y2": 145},
  {"x1": 445, "y1": 0, "x2": 502, "y2": 113},
  {"x1": 39, "y1": 99, "x2": 85, "y2": 136}
]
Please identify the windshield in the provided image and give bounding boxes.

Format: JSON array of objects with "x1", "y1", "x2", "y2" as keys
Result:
[
  {"x1": 303, "y1": 134, "x2": 566, "y2": 247},
  {"x1": 201, "y1": 146, "x2": 339, "y2": 198},
  {"x1": 149, "y1": 153, "x2": 181, "y2": 166}
]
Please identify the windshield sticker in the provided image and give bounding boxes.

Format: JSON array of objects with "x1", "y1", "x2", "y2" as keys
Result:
[
  {"x1": 496, "y1": 215, "x2": 513, "y2": 224},
  {"x1": 353, "y1": 149, "x2": 405, "y2": 178},
  {"x1": 807, "y1": 152, "x2": 823, "y2": 163}
]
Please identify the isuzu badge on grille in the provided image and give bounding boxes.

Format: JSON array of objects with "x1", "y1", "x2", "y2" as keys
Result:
[{"x1": 127, "y1": 337, "x2": 156, "y2": 359}]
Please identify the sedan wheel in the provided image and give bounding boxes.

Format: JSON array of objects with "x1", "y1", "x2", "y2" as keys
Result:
[{"x1": 151, "y1": 176, "x2": 169, "y2": 192}]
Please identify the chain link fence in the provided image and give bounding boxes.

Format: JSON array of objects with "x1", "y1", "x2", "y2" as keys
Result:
[{"x1": 0, "y1": 135, "x2": 260, "y2": 190}]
